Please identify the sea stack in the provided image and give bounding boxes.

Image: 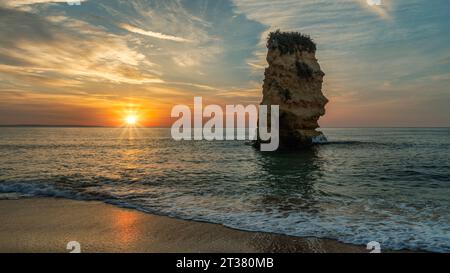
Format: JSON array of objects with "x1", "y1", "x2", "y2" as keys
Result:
[{"x1": 260, "y1": 30, "x2": 328, "y2": 149}]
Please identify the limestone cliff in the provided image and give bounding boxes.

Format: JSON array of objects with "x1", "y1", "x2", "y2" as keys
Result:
[{"x1": 260, "y1": 30, "x2": 328, "y2": 149}]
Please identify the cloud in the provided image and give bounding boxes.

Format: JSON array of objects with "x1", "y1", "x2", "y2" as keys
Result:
[
  {"x1": 0, "y1": 7, "x2": 162, "y2": 86},
  {"x1": 354, "y1": 0, "x2": 393, "y2": 20},
  {"x1": 231, "y1": 0, "x2": 450, "y2": 127},
  {"x1": 100, "y1": 0, "x2": 263, "y2": 88},
  {"x1": 120, "y1": 23, "x2": 190, "y2": 42},
  {"x1": 2, "y1": 0, "x2": 448, "y2": 126},
  {"x1": 172, "y1": 54, "x2": 199, "y2": 67},
  {"x1": 2, "y1": 0, "x2": 87, "y2": 7}
]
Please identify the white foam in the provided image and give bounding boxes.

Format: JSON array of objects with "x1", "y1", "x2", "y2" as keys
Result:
[
  {"x1": 312, "y1": 134, "x2": 328, "y2": 144},
  {"x1": 0, "y1": 183, "x2": 83, "y2": 200},
  {"x1": 1, "y1": 182, "x2": 448, "y2": 252}
]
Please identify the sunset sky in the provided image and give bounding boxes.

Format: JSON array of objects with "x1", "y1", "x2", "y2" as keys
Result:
[{"x1": 0, "y1": 0, "x2": 449, "y2": 127}]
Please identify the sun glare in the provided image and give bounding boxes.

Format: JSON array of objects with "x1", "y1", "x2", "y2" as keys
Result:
[{"x1": 125, "y1": 115, "x2": 137, "y2": 126}]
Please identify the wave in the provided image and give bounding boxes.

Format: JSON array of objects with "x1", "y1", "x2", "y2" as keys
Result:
[
  {"x1": 0, "y1": 181, "x2": 448, "y2": 253},
  {"x1": 0, "y1": 182, "x2": 107, "y2": 201}
]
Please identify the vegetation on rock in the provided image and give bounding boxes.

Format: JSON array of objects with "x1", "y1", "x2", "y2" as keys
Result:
[{"x1": 267, "y1": 30, "x2": 316, "y2": 54}]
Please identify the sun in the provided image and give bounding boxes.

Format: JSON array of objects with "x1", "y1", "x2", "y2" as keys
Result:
[
  {"x1": 125, "y1": 115, "x2": 137, "y2": 126},
  {"x1": 120, "y1": 106, "x2": 144, "y2": 128}
]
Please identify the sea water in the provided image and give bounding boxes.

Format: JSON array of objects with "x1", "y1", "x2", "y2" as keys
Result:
[{"x1": 0, "y1": 127, "x2": 449, "y2": 252}]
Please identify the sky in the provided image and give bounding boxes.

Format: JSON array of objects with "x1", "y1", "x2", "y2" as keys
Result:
[{"x1": 0, "y1": 0, "x2": 449, "y2": 127}]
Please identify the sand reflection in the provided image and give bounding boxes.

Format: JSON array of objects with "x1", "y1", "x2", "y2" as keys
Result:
[{"x1": 111, "y1": 209, "x2": 140, "y2": 246}]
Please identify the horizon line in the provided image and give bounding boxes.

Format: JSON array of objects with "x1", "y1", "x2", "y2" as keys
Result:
[{"x1": 1, "y1": 125, "x2": 449, "y2": 129}]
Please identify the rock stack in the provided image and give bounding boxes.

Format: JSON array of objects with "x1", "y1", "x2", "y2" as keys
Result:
[{"x1": 259, "y1": 30, "x2": 328, "y2": 149}]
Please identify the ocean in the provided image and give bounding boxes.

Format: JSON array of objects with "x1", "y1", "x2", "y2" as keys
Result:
[{"x1": 0, "y1": 127, "x2": 449, "y2": 252}]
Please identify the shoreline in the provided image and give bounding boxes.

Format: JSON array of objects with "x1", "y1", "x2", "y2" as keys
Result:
[{"x1": 0, "y1": 197, "x2": 412, "y2": 253}]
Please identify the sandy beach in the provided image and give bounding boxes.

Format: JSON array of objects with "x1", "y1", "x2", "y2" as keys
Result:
[{"x1": 0, "y1": 198, "x2": 371, "y2": 253}]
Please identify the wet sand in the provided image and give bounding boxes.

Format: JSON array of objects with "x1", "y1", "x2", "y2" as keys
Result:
[{"x1": 0, "y1": 198, "x2": 371, "y2": 253}]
